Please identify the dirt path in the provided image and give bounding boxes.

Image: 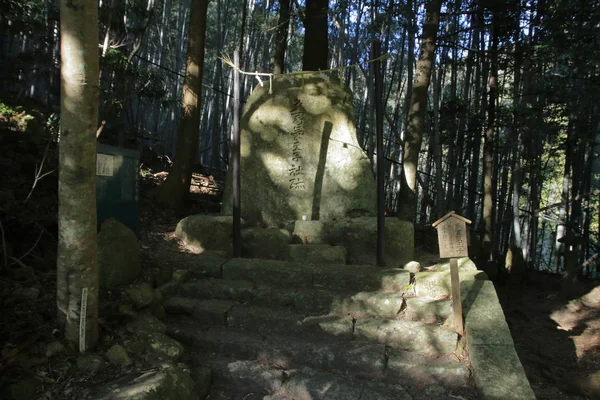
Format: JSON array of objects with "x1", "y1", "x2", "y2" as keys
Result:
[{"x1": 497, "y1": 281, "x2": 600, "y2": 400}]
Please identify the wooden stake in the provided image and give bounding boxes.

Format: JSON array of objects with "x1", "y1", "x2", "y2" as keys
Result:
[
  {"x1": 232, "y1": 50, "x2": 242, "y2": 258},
  {"x1": 450, "y1": 257, "x2": 463, "y2": 336}
]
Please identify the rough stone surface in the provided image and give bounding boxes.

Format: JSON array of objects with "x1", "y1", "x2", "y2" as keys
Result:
[
  {"x1": 182, "y1": 255, "x2": 226, "y2": 279},
  {"x1": 242, "y1": 228, "x2": 292, "y2": 260},
  {"x1": 227, "y1": 305, "x2": 302, "y2": 334},
  {"x1": 415, "y1": 258, "x2": 488, "y2": 298},
  {"x1": 149, "y1": 265, "x2": 174, "y2": 287},
  {"x1": 278, "y1": 367, "x2": 362, "y2": 400},
  {"x1": 403, "y1": 261, "x2": 422, "y2": 273},
  {"x1": 175, "y1": 215, "x2": 243, "y2": 255},
  {"x1": 106, "y1": 344, "x2": 131, "y2": 366},
  {"x1": 312, "y1": 264, "x2": 380, "y2": 291},
  {"x1": 126, "y1": 282, "x2": 155, "y2": 309},
  {"x1": 172, "y1": 269, "x2": 192, "y2": 283},
  {"x1": 87, "y1": 363, "x2": 197, "y2": 400},
  {"x1": 178, "y1": 279, "x2": 254, "y2": 302},
  {"x1": 354, "y1": 318, "x2": 458, "y2": 356},
  {"x1": 462, "y1": 279, "x2": 536, "y2": 399},
  {"x1": 427, "y1": 257, "x2": 477, "y2": 272},
  {"x1": 163, "y1": 297, "x2": 199, "y2": 314},
  {"x1": 469, "y1": 344, "x2": 536, "y2": 399},
  {"x1": 293, "y1": 220, "x2": 326, "y2": 243},
  {"x1": 144, "y1": 333, "x2": 185, "y2": 361},
  {"x1": 403, "y1": 297, "x2": 452, "y2": 323},
  {"x1": 0, "y1": 378, "x2": 41, "y2": 400},
  {"x1": 221, "y1": 75, "x2": 376, "y2": 227},
  {"x1": 252, "y1": 286, "x2": 296, "y2": 308},
  {"x1": 340, "y1": 291, "x2": 406, "y2": 318},
  {"x1": 287, "y1": 244, "x2": 347, "y2": 264},
  {"x1": 45, "y1": 341, "x2": 65, "y2": 358},
  {"x1": 324, "y1": 217, "x2": 414, "y2": 267},
  {"x1": 293, "y1": 288, "x2": 344, "y2": 314},
  {"x1": 191, "y1": 327, "x2": 265, "y2": 359},
  {"x1": 98, "y1": 218, "x2": 141, "y2": 288},
  {"x1": 190, "y1": 366, "x2": 211, "y2": 400},
  {"x1": 385, "y1": 351, "x2": 470, "y2": 387},
  {"x1": 210, "y1": 358, "x2": 283, "y2": 394},
  {"x1": 193, "y1": 299, "x2": 236, "y2": 325},
  {"x1": 76, "y1": 354, "x2": 106, "y2": 372},
  {"x1": 223, "y1": 259, "x2": 313, "y2": 288},
  {"x1": 126, "y1": 314, "x2": 166, "y2": 335},
  {"x1": 462, "y1": 280, "x2": 515, "y2": 346}
]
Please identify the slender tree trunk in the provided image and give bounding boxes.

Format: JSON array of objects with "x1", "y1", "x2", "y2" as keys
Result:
[
  {"x1": 397, "y1": 0, "x2": 442, "y2": 222},
  {"x1": 302, "y1": 0, "x2": 328, "y2": 71},
  {"x1": 432, "y1": 67, "x2": 444, "y2": 219},
  {"x1": 57, "y1": 0, "x2": 100, "y2": 351},
  {"x1": 556, "y1": 119, "x2": 573, "y2": 273},
  {"x1": 273, "y1": 0, "x2": 291, "y2": 74},
  {"x1": 480, "y1": 8, "x2": 498, "y2": 262},
  {"x1": 155, "y1": 0, "x2": 209, "y2": 210}
]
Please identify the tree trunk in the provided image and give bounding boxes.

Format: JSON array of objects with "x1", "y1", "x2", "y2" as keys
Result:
[
  {"x1": 273, "y1": 0, "x2": 291, "y2": 74},
  {"x1": 155, "y1": 0, "x2": 209, "y2": 210},
  {"x1": 396, "y1": 0, "x2": 442, "y2": 222},
  {"x1": 480, "y1": 8, "x2": 498, "y2": 262},
  {"x1": 302, "y1": 0, "x2": 328, "y2": 71},
  {"x1": 57, "y1": 0, "x2": 100, "y2": 351}
]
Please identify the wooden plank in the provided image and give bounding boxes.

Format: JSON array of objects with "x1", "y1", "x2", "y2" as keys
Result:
[
  {"x1": 436, "y1": 217, "x2": 469, "y2": 258},
  {"x1": 450, "y1": 257, "x2": 464, "y2": 336}
]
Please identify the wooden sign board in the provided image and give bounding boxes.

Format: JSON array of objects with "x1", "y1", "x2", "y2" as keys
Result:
[
  {"x1": 432, "y1": 211, "x2": 471, "y2": 336},
  {"x1": 432, "y1": 211, "x2": 471, "y2": 259}
]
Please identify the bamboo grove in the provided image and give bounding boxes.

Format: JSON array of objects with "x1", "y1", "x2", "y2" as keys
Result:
[{"x1": 1, "y1": 0, "x2": 599, "y2": 278}]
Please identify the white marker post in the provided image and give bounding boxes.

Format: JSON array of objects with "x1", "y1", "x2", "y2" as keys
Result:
[
  {"x1": 79, "y1": 287, "x2": 88, "y2": 353},
  {"x1": 432, "y1": 211, "x2": 471, "y2": 336}
]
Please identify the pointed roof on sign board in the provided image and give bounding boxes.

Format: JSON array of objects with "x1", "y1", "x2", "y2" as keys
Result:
[{"x1": 432, "y1": 211, "x2": 472, "y2": 228}]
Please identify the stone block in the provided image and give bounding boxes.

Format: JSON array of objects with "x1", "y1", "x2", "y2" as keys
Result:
[
  {"x1": 98, "y1": 218, "x2": 141, "y2": 288},
  {"x1": 293, "y1": 288, "x2": 345, "y2": 314},
  {"x1": 184, "y1": 255, "x2": 226, "y2": 279},
  {"x1": 469, "y1": 344, "x2": 536, "y2": 399},
  {"x1": 193, "y1": 299, "x2": 236, "y2": 325},
  {"x1": 415, "y1": 259, "x2": 488, "y2": 298},
  {"x1": 287, "y1": 244, "x2": 347, "y2": 264},
  {"x1": 175, "y1": 215, "x2": 243, "y2": 255},
  {"x1": 221, "y1": 76, "x2": 376, "y2": 227},
  {"x1": 223, "y1": 258, "x2": 313, "y2": 288},
  {"x1": 462, "y1": 280, "x2": 515, "y2": 346},
  {"x1": 354, "y1": 318, "x2": 458, "y2": 356},
  {"x1": 227, "y1": 305, "x2": 302, "y2": 334},
  {"x1": 163, "y1": 297, "x2": 199, "y2": 314},
  {"x1": 324, "y1": 217, "x2": 414, "y2": 267},
  {"x1": 340, "y1": 291, "x2": 406, "y2": 318},
  {"x1": 242, "y1": 228, "x2": 292, "y2": 260},
  {"x1": 293, "y1": 220, "x2": 327, "y2": 243},
  {"x1": 403, "y1": 297, "x2": 452, "y2": 323},
  {"x1": 312, "y1": 264, "x2": 381, "y2": 291},
  {"x1": 178, "y1": 279, "x2": 254, "y2": 302}
]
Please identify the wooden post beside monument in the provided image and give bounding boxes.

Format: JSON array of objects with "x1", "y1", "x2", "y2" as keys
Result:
[{"x1": 432, "y1": 211, "x2": 471, "y2": 336}]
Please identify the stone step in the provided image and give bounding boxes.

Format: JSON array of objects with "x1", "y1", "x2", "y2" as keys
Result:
[
  {"x1": 162, "y1": 275, "x2": 456, "y2": 323},
  {"x1": 221, "y1": 258, "x2": 411, "y2": 292},
  {"x1": 167, "y1": 302, "x2": 458, "y2": 356},
  {"x1": 287, "y1": 244, "x2": 347, "y2": 264},
  {"x1": 202, "y1": 356, "x2": 417, "y2": 400},
  {"x1": 401, "y1": 296, "x2": 453, "y2": 324},
  {"x1": 414, "y1": 257, "x2": 488, "y2": 299},
  {"x1": 173, "y1": 324, "x2": 470, "y2": 393}
]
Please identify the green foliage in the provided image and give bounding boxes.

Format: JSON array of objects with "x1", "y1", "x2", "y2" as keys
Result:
[{"x1": 1, "y1": 0, "x2": 49, "y2": 33}]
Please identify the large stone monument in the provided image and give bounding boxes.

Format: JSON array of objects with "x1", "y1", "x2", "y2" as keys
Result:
[{"x1": 222, "y1": 75, "x2": 376, "y2": 227}]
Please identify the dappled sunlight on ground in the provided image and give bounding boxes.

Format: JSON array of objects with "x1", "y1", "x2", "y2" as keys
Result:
[{"x1": 498, "y1": 280, "x2": 600, "y2": 399}]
